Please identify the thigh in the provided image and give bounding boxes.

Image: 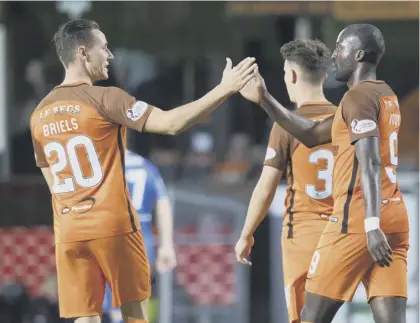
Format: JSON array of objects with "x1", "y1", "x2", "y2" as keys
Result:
[
  {"x1": 56, "y1": 241, "x2": 106, "y2": 318},
  {"x1": 282, "y1": 233, "x2": 322, "y2": 323},
  {"x1": 363, "y1": 233, "x2": 409, "y2": 301},
  {"x1": 90, "y1": 232, "x2": 151, "y2": 309},
  {"x1": 305, "y1": 232, "x2": 373, "y2": 302}
]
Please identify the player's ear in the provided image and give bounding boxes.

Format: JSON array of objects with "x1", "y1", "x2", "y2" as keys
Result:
[
  {"x1": 291, "y1": 70, "x2": 297, "y2": 84},
  {"x1": 78, "y1": 46, "x2": 89, "y2": 61},
  {"x1": 355, "y1": 49, "x2": 365, "y2": 62}
]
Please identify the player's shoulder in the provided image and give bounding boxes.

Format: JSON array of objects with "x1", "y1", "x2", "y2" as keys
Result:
[
  {"x1": 30, "y1": 90, "x2": 57, "y2": 128},
  {"x1": 297, "y1": 102, "x2": 337, "y2": 120},
  {"x1": 99, "y1": 85, "x2": 133, "y2": 102},
  {"x1": 29, "y1": 84, "x2": 106, "y2": 126},
  {"x1": 344, "y1": 81, "x2": 394, "y2": 104}
]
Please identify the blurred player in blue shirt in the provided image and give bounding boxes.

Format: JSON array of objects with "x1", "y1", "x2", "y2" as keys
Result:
[{"x1": 103, "y1": 149, "x2": 177, "y2": 323}]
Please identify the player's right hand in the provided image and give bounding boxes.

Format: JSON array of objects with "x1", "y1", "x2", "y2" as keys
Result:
[
  {"x1": 367, "y1": 228, "x2": 393, "y2": 267},
  {"x1": 235, "y1": 235, "x2": 254, "y2": 266},
  {"x1": 239, "y1": 67, "x2": 267, "y2": 104},
  {"x1": 220, "y1": 57, "x2": 257, "y2": 94}
]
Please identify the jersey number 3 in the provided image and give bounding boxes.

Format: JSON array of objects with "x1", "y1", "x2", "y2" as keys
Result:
[
  {"x1": 306, "y1": 149, "x2": 334, "y2": 200},
  {"x1": 44, "y1": 135, "x2": 103, "y2": 194}
]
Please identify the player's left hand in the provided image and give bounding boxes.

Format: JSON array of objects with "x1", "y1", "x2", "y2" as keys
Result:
[
  {"x1": 367, "y1": 228, "x2": 393, "y2": 267},
  {"x1": 156, "y1": 244, "x2": 177, "y2": 273},
  {"x1": 235, "y1": 236, "x2": 254, "y2": 266},
  {"x1": 239, "y1": 68, "x2": 267, "y2": 105}
]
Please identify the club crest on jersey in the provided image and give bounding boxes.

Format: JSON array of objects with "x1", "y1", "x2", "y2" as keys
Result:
[
  {"x1": 265, "y1": 147, "x2": 276, "y2": 160},
  {"x1": 126, "y1": 101, "x2": 148, "y2": 121},
  {"x1": 350, "y1": 119, "x2": 376, "y2": 134}
]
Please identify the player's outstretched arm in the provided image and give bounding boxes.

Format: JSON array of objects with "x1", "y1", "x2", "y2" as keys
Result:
[
  {"x1": 240, "y1": 71, "x2": 333, "y2": 148},
  {"x1": 355, "y1": 137, "x2": 392, "y2": 267},
  {"x1": 235, "y1": 165, "x2": 282, "y2": 265},
  {"x1": 143, "y1": 57, "x2": 257, "y2": 135}
]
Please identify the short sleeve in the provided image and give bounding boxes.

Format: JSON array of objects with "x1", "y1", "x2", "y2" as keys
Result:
[
  {"x1": 263, "y1": 123, "x2": 290, "y2": 172},
  {"x1": 31, "y1": 134, "x2": 48, "y2": 168},
  {"x1": 102, "y1": 87, "x2": 154, "y2": 132},
  {"x1": 342, "y1": 90, "x2": 380, "y2": 144}
]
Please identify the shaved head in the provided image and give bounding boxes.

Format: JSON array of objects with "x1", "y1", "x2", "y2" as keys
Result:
[
  {"x1": 338, "y1": 24, "x2": 385, "y2": 64},
  {"x1": 332, "y1": 24, "x2": 385, "y2": 82}
]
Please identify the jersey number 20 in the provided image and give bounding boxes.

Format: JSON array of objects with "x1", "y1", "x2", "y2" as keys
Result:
[
  {"x1": 44, "y1": 135, "x2": 103, "y2": 194},
  {"x1": 306, "y1": 149, "x2": 334, "y2": 200}
]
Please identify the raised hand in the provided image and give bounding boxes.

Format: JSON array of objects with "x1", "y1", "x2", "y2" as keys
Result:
[
  {"x1": 220, "y1": 57, "x2": 258, "y2": 94},
  {"x1": 239, "y1": 68, "x2": 267, "y2": 104}
]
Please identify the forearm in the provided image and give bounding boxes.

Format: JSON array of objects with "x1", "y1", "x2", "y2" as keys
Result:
[
  {"x1": 355, "y1": 138, "x2": 382, "y2": 220},
  {"x1": 359, "y1": 161, "x2": 382, "y2": 219},
  {"x1": 167, "y1": 84, "x2": 231, "y2": 135},
  {"x1": 240, "y1": 185, "x2": 276, "y2": 238},
  {"x1": 260, "y1": 92, "x2": 331, "y2": 147},
  {"x1": 156, "y1": 199, "x2": 174, "y2": 246}
]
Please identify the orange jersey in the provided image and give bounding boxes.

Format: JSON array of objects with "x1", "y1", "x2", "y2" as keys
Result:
[
  {"x1": 30, "y1": 82, "x2": 154, "y2": 243},
  {"x1": 328, "y1": 80, "x2": 409, "y2": 234},
  {"x1": 264, "y1": 102, "x2": 336, "y2": 237}
]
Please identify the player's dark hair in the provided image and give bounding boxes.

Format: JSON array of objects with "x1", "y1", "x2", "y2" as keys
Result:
[
  {"x1": 53, "y1": 19, "x2": 100, "y2": 67},
  {"x1": 280, "y1": 39, "x2": 331, "y2": 84},
  {"x1": 342, "y1": 24, "x2": 385, "y2": 65}
]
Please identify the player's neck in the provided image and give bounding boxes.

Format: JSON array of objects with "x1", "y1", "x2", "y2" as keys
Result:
[
  {"x1": 347, "y1": 64, "x2": 377, "y2": 89},
  {"x1": 61, "y1": 65, "x2": 93, "y2": 86},
  {"x1": 295, "y1": 85, "x2": 327, "y2": 108}
]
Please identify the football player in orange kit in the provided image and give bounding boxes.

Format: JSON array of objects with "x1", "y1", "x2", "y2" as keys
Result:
[
  {"x1": 30, "y1": 19, "x2": 257, "y2": 323},
  {"x1": 239, "y1": 24, "x2": 408, "y2": 323}
]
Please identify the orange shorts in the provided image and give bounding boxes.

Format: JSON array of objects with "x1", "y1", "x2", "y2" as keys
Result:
[
  {"x1": 281, "y1": 224, "x2": 325, "y2": 323},
  {"x1": 56, "y1": 231, "x2": 151, "y2": 318},
  {"x1": 306, "y1": 231, "x2": 409, "y2": 302}
]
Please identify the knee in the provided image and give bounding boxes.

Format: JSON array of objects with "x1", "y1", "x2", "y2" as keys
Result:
[
  {"x1": 301, "y1": 303, "x2": 316, "y2": 322},
  {"x1": 120, "y1": 299, "x2": 149, "y2": 322}
]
